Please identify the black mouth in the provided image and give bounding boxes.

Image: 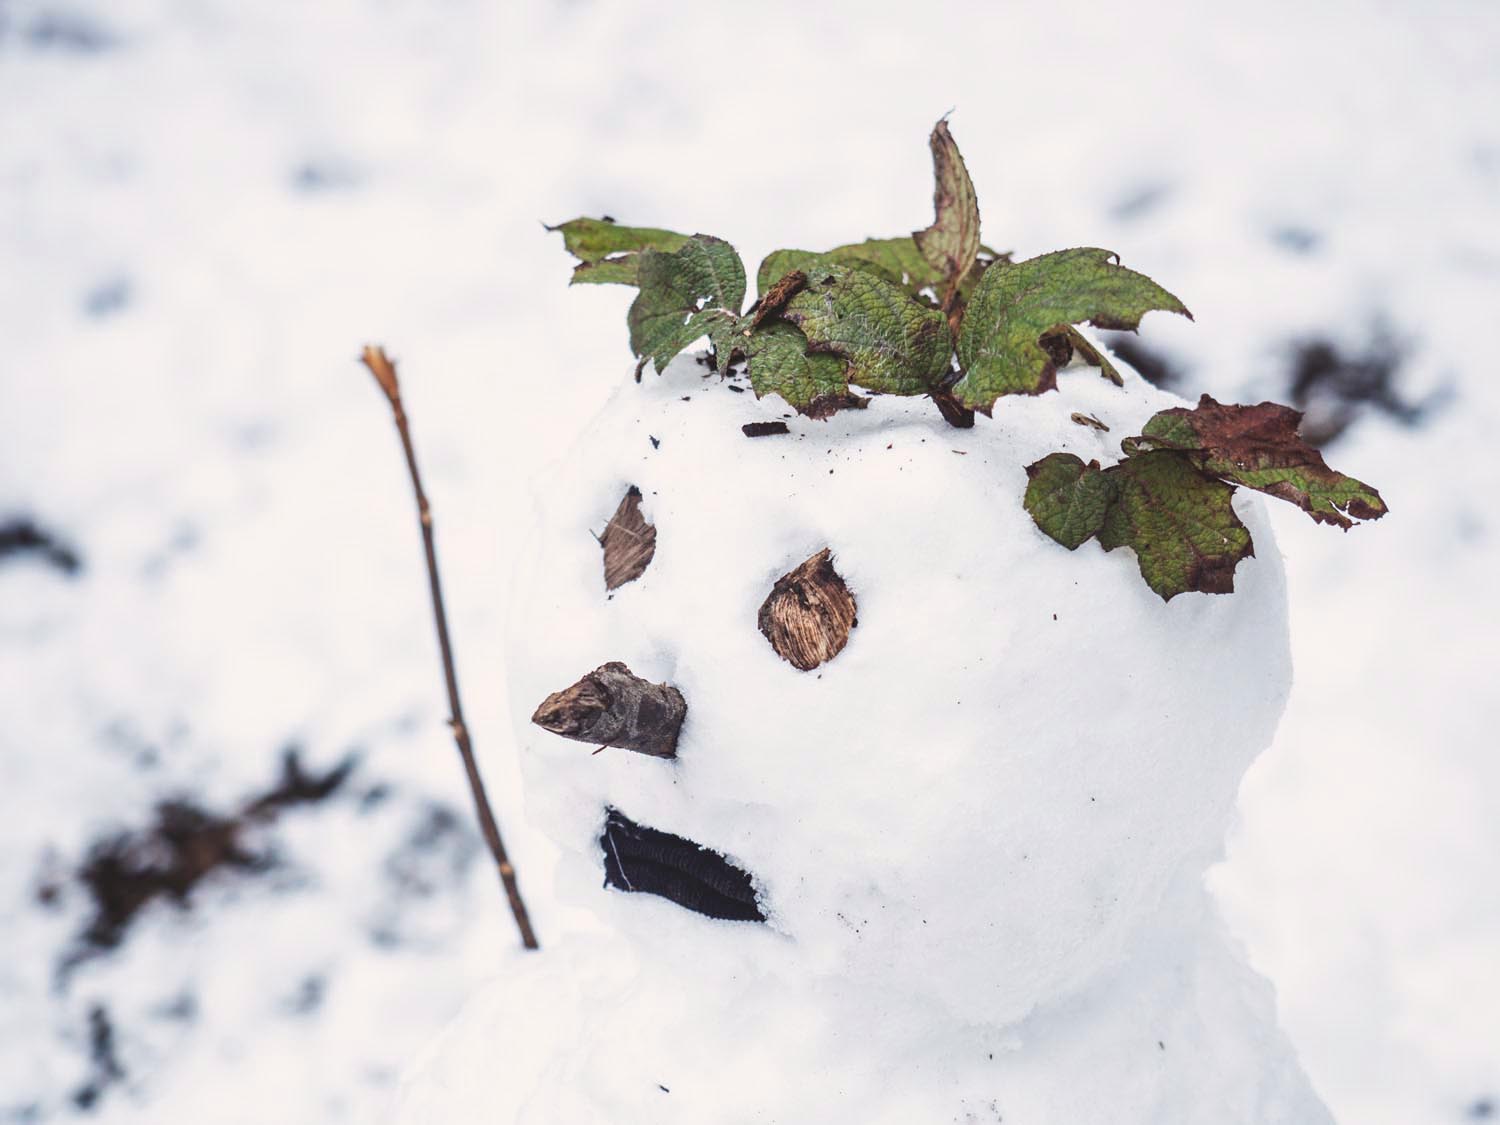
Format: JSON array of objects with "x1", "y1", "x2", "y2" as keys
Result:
[{"x1": 600, "y1": 808, "x2": 765, "y2": 923}]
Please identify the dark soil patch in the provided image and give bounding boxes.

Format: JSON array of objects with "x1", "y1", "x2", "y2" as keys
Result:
[
  {"x1": 0, "y1": 518, "x2": 82, "y2": 576},
  {"x1": 57, "y1": 749, "x2": 356, "y2": 979}
]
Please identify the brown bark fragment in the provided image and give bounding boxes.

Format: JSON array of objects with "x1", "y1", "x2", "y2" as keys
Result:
[
  {"x1": 600, "y1": 487, "x2": 656, "y2": 590},
  {"x1": 531, "y1": 661, "x2": 686, "y2": 758},
  {"x1": 757, "y1": 549, "x2": 858, "y2": 671},
  {"x1": 751, "y1": 270, "x2": 808, "y2": 328}
]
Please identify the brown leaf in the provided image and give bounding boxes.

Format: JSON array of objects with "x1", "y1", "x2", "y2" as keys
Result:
[
  {"x1": 600, "y1": 487, "x2": 656, "y2": 590},
  {"x1": 913, "y1": 118, "x2": 982, "y2": 308},
  {"x1": 1131, "y1": 395, "x2": 1389, "y2": 528},
  {"x1": 751, "y1": 270, "x2": 808, "y2": 328},
  {"x1": 757, "y1": 549, "x2": 857, "y2": 671}
]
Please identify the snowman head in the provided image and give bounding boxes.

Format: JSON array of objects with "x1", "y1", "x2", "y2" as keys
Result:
[{"x1": 508, "y1": 359, "x2": 1293, "y2": 1026}]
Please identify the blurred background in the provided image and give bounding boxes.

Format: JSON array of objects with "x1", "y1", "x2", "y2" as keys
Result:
[{"x1": 2, "y1": 0, "x2": 1497, "y2": 1120}]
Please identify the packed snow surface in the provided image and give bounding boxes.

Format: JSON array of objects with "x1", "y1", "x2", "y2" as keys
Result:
[
  {"x1": 5, "y1": 0, "x2": 1498, "y2": 1120},
  {"x1": 397, "y1": 352, "x2": 1327, "y2": 1122}
]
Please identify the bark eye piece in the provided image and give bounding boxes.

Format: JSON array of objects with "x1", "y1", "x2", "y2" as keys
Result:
[{"x1": 600, "y1": 808, "x2": 765, "y2": 923}]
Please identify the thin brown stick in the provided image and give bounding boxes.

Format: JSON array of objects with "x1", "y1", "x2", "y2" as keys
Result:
[{"x1": 359, "y1": 345, "x2": 539, "y2": 951}]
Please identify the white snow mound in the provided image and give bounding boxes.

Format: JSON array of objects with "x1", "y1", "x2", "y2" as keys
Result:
[{"x1": 398, "y1": 350, "x2": 1330, "y2": 1123}]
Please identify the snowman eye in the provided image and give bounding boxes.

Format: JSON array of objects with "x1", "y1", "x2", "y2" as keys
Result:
[
  {"x1": 599, "y1": 487, "x2": 655, "y2": 590},
  {"x1": 758, "y1": 549, "x2": 857, "y2": 671}
]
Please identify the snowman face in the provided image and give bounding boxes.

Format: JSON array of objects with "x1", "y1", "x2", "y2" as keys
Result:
[{"x1": 509, "y1": 361, "x2": 1291, "y2": 1025}]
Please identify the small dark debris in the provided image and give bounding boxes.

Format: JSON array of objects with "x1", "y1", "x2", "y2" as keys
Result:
[
  {"x1": 1157, "y1": 1040, "x2": 1165, "y2": 1050},
  {"x1": 726, "y1": 384, "x2": 745, "y2": 393},
  {"x1": 0, "y1": 518, "x2": 82, "y2": 576},
  {"x1": 1070, "y1": 412, "x2": 1109, "y2": 432},
  {"x1": 742, "y1": 421, "x2": 789, "y2": 438},
  {"x1": 1470, "y1": 1098, "x2": 1495, "y2": 1120},
  {"x1": 83, "y1": 277, "x2": 131, "y2": 319},
  {"x1": 70, "y1": 1006, "x2": 126, "y2": 1111},
  {"x1": 648, "y1": 435, "x2": 660, "y2": 449},
  {"x1": 658, "y1": 1085, "x2": 671, "y2": 1094}
]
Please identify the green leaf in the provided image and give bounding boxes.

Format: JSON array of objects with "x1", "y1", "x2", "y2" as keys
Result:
[
  {"x1": 549, "y1": 218, "x2": 691, "y2": 286},
  {"x1": 1096, "y1": 451, "x2": 1252, "y2": 601},
  {"x1": 1024, "y1": 447, "x2": 1253, "y2": 601},
  {"x1": 1126, "y1": 395, "x2": 1389, "y2": 528},
  {"x1": 912, "y1": 118, "x2": 981, "y2": 303},
  {"x1": 781, "y1": 265, "x2": 952, "y2": 395},
  {"x1": 742, "y1": 320, "x2": 853, "y2": 417},
  {"x1": 1023, "y1": 453, "x2": 1117, "y2": 550},
  {"x1": 952, "y1": 248, "x2": 1191, "y2": 409},
  {"x1": 757, "y1": 240, "x2": 929, "y2": 298},
  {"x1": 627, "y1": 235, "x2": 747, "y2": 375}
]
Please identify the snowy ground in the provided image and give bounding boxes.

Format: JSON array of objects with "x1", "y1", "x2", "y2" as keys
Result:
[{"x1": 2, "y1": 0, "x2": 1497, "y2": 1121}]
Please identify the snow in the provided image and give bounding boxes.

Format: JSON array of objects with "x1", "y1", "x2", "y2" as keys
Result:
[
  {"x1": 395, "y1": 352, "x2": 1326, "y2": 1121},
  {"x1": 3, "y1": 0, "x2": 1498, "y2": 1121}
]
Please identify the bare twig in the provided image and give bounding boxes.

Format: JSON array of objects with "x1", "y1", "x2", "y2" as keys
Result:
[{"x1": 359, "y1": 345, "x2": 539, "y2": 951}]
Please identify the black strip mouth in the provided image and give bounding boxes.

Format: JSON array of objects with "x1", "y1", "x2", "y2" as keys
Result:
[{"x1": 600, "y1": 808, "x2": 765, "y2": 923}]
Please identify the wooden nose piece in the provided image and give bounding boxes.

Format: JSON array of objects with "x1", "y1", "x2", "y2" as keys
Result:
[{"x1": 531, "y1": 662, "x2": 685, "y2": 759}]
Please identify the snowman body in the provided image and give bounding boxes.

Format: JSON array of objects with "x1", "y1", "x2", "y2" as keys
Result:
[{"x1": 398, "y1": 353, "x2": 1331, "y2": 1123}]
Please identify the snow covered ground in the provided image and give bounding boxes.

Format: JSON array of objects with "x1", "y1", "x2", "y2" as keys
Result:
[{"x1": 2, "y1": 0, "x2": 1496, "y2": 1121}]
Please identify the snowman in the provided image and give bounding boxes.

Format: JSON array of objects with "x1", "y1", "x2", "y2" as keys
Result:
[
  {"x1": 397, "y1": 355, "x2": 1337, "y2": 1124},
  {"x1": 395, "y1": 122, "x2": 1380, "y2": 1123}
]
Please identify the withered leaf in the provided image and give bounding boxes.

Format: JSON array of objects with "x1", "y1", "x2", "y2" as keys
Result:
[
  {"x1": 912, "y1": 118, "x2": 981, "y2": 306},
  {"x1": 600, "y1": 487, "x2": 656, "y2": 590},
  {"x1": 1125, "y1": 395, "x2": 1388, "y2": 528}
]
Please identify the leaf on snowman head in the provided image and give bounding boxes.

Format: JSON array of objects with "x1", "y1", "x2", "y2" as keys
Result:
[
  {"x1": 781, "y1": 264, "x2": 953, "y2": 397},
  {"x1": 755, "y1": 240, "x2": 1005, "y2": 306},
  {"x1": 1023, "y1": 453, "x2": 1116, "y2": 550},
  {"x1": 742, "y1": 320, "x2": 853, "y2": 418},
  {"x1": 953, "y1": 248, "x2": 1190, "y2": 410},
  {"x1": 1024, "y1": 450, "x2": 1253, "y2": 601},
  {"x1": 1095, "y1": 451, "x2": 1252, "y2": 600},
  {"x1": 755, "y1": 120, "x2": 998, "y2": 310},
  {"x1": 548, "y1": 217, "x2": 691, "y2": 285},
  {"x1": 754, "y1": 242, "x2": 930, "y2": 312},
  {"x1": 912, "y1": 117, "x2": 981, "y2": 306},
  {"x1": 1026, "y1": 395, "x2": 1387, "y2": 600},
  {"x1": 627, "y1": 235, "x2": 748, "y2": 376},
  {"x1": 1123, "y1": 395, "x2": 1389, "y2": 528}
]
